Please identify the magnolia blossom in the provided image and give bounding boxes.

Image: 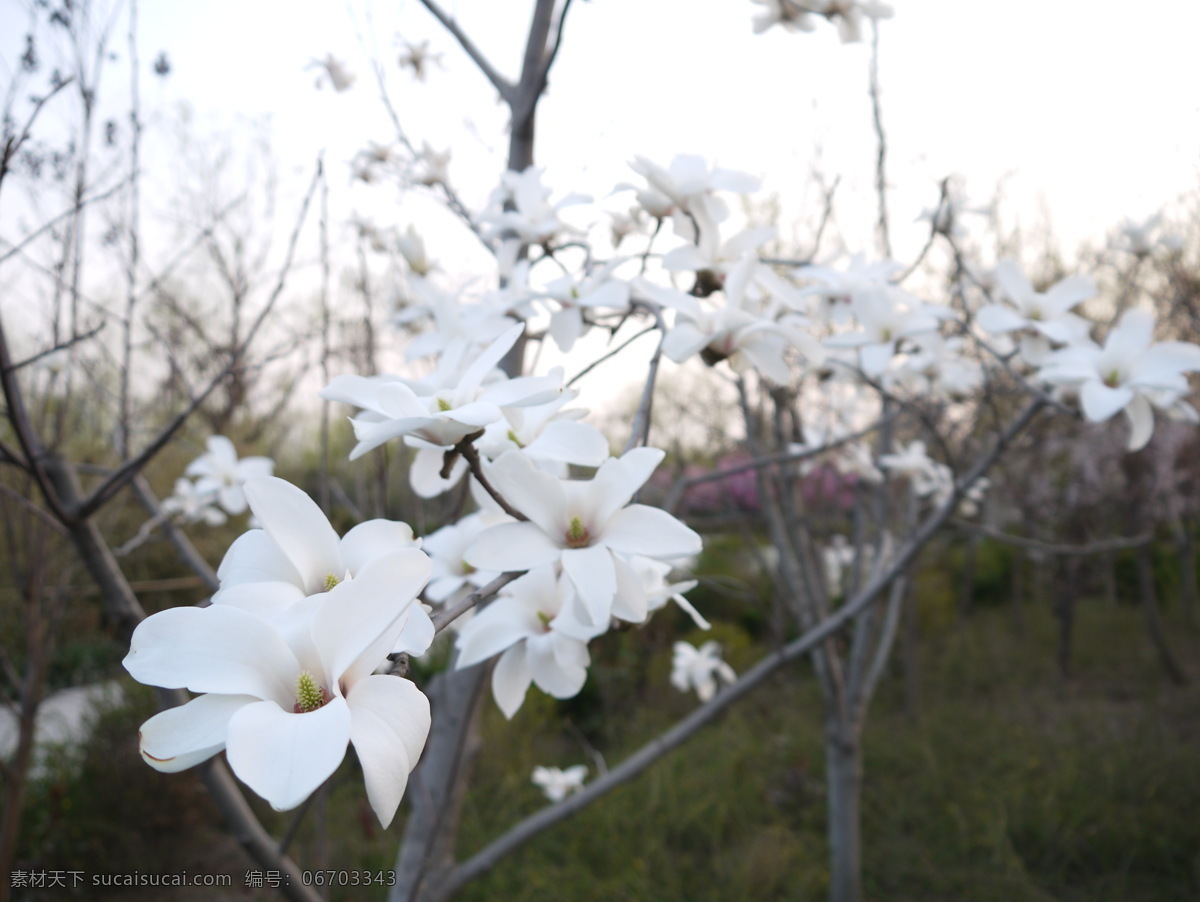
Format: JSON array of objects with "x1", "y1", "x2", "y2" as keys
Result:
[
  {"x1": 455, "y1": 566, "x2": 602, "y2": 718},
  {"x1": 124, "y1": 547, "x2": 432, "y2": 827},
  {"x1": 320, "y1": 324, "x2": 563, "y2": 459},
  {"x1": 878, "y1": 441, "x2": 945, "y2": 498},
  {"x1": 465, "y1": 448, "x2": 702, "y2": 627},
  {"x1": 638, "y1": 261, "x2": 823, "y2": 385},
  {"x1": 481, "y1": 168, "x2": 588, "y2": 273},
  {"x1": 750, "y1": 0, "x2": 819, "y2": 34},
  {"x1": 396, "y1": 39, "x2": 441, "y2": 81},
  {"x1": 794, "y1": 254, "x2": 903, "y2": 327},
  {"x1": 531, "y1": 765, "x2": 588, "y2": 803},
  {"x1": 538, "y1": 264, "x2": 631, "y2": 353},
  {"x1": 421, "y1": 511, "x2": 506, "y2": 603},
  {"x1": 624, "y1": 154, "x2": 758, "y2": 226},
  {"x1": 185, "y1": 436, "x2": 274, "y2": 516},
  {"x1": 161, "y1": 477, "x2": 226, "y2": 527},
  {"x1": 312, "y1": 53, "x2": 355, "y2": 91},
  {"x1": 974, "y1": 260, "x2": 1094, "y2": 364},
  {"x1": 824, "y1": 286, "x2": 950, "y2": 377},
  {"x1": 1111, "y1": 213, "x2": 1184, "y2": 258},
  {"x1": 633, "y1": 556, "x2": 708, "y2": 630},
  {"x1": 670, "y1": 641, "x2": 736, "y2": 702},
  {"x1": 1038, "y1": 308, "x2": 1200, "y2": 451},
  {"x1": 821, "y1": 534, "x2": 855, "y2": 598},
  {"x1": 212, "y1": 478, "x2": 431, "y2": 658}
]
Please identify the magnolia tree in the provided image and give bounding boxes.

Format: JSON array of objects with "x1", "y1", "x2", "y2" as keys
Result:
[{"x1": 3, "y1": 3, "x2": 1199, "y2": 902}]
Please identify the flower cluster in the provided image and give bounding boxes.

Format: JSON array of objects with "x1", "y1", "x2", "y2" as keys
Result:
[
  {"x1": 125, "y1": 478, "x2": 433, "y2": 827},
  {"x1": 161, "y1": 436, "x2": 274, "y2": 525}
]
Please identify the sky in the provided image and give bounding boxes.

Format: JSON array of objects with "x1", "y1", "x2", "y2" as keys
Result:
[
  {"x1": 1, "y1": 0, "x2": 1198, "y2": 390},
  {"x1": 6, "y1": 0, "x2": 1198, "y2": 256},
  {"x1": 104, "y1": 0, "x2": 1199, "y2": 258}
]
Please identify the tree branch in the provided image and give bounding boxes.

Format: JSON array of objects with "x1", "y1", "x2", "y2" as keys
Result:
[
  {"x1": 435, "y1": 398, "x2": 1046, "y2": 897},
  {"x1": 417, "y1": 0, "x2": 515, "y2": 102}
]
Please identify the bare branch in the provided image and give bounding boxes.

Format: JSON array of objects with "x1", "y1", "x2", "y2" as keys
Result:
[
  {"x1": 956, "y1": 521, "x2": 1152, "y2": 557},
  {"x1": 431, "y1": 572, "x2": 523, "y2": 633},
  {"x1": 417, "y1": 0, "x2": 515, "y2": 102},
  {"x1": 75, "y1": 158, "x2": 323, "y2": 520}
]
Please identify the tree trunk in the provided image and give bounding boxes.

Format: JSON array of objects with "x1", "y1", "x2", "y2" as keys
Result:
[
  {"x1": 390, "y1": 662, "x2": 491, "y2": 902},
  {"x1": 825, "y1": 724, "x2": 864, "y2": 902},
  {"x1": 1136, "y1": 544, "x2": 1188, "y2": 685},
  {"x1": 1055, "y1": 558, "x2": 1074, "y2": 680},
  {"x1": 956, "y1": 532, "x2": 978, "y2": 627}
]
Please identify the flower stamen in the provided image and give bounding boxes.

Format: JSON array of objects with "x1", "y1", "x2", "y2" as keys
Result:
[
  {"x1": 565, "y1": 516, "x2": 590, "y2": 548},
  {"x1": 294, "y1": 671, "x2": 332, "y2": 713}
]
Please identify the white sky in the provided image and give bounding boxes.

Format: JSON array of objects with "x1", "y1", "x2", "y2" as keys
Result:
[
  {"x1": 1, "y1": 0, "x2": 1198, "y2": 378},
  {"x1": 112, "y1": 0, "x2": 1200, "y2": 257}
]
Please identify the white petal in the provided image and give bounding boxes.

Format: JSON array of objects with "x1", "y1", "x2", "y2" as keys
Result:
[
  {"x1": 1080, "y1": 379, "x2": 1133, "y2": 423},
  {"x1": 225, "y1": 698, "x2": 351, "y2": 811},
  {"x1": 525, "y1": 421, "x2": 611, "y2": 467},
  {"x1": 216, "y1": 529, "x2": 304, "y2": 588},
  {"x1": 340, "y1": 520, "x2": 419, "y2": 576},
  {"x1": 124, "y1": 606, "x2": 297, "y2": 704},
  {"x1": 1124, "y1": 393, "x2": 1155, "y2": 451},
  {"x1": 526, "y1": 634, "x2": 587, "y2": 698},
  {"x1": 409, "y1": 446, "x2": 467, "y2": 499},
  {"x1": 491, "y1": 645, "x2": 532, "y2": 719},
  {"x1": 561, "y1": 545, "x2": 617, "y2": 626},
  {"x1": 314, "y1": 548, "x2": 432, "y2": 685},
  {"x1": 347, "y1": 675, "x2": 431, "y2": 828},
  {"x1": 138, "y1": 693, "x2": 257, "y2": 773},
  {"x1": 974, "y1": 304, "x2": 1026, "y2": 334},
  {"x1": 465, "y1": 521, "x2": 562, "y2": 572},
  {"x1": 487, "y1": 451, "x2": 567, "y2": 536},
  {"x1": 456, "y1": 599, "x2": 540, "y2": 668},
  {"x1": 210, "y1": 580, "x2": 305, "y2": 619},
  {"x1": 601, "y1": 505, "x2": 703, "y2": 559},
  {"x1": 589, "y1": 448, "x2": 662, "y2": 527},
  {"x1": 243, "y1": 478, "x2": 342, "y2": 595}
]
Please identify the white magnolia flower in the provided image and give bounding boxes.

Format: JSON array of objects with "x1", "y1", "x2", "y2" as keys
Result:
[
  {"x1": 124, "y1": 547, "x2": 432, "y2": 827},
  {"x1": 670, "y1": 641, "x2": 736, "y2": 702},
  {"x1": 211, "y1": 478, "x2": 431, "y2": 658},
  {"x1": 624, "y1": 154, "x2": 758, "y2": 226},
  {"x1": 793, "y1": 254, "x2": 904, "y2": 327},
  {"x1": 320, "y1": 325, "x2": 563, "y2": 459},
  {"x1": 639, "y1": 260, "x2": 823, "y2": 385},
  {"x1": 396, "y1": 39, "x2": 442, "y2": 81},
  {"x1": 455, "y1": 566, "x2": 602, "y2": 718},
  {"x1": 878, "y1": 440, "x2": 941, "y2": 495},
  {"x1": 824, "y1": 286, "x2": 949, "y2": 377},
  {"x1": 538, "y1": 263, "x2": 631, "y2": 353},
  {"x1": 819, "y1": 0, "x2": 894, "y2": 44},
  {"x1": 821, "y1": 534, "x2": 855, "y2": 598},
  {"x1": 422, "y1": 511, "x2": 507, "y2": 603},
  {"x1": 184, "y1": 436, "x2": 274, "y2": 516},
  {"x1": 161, "y1": 477, "x2": 226, "y2": 527},
  {"x1": 1111, "y1": 213, "x2": 1184, "y2": 258},
  {"x1": 312, "y1": 53, "x2": 355, "y2": 91},
  {"x1": 481, "y1": 167, "x2": 589, "y2": 261},
  {"x1": 632, "y1": 556, "x2": 708, "y2": 630},
  {"x1": 974, "y1": 260, "x2": 1094, "y2": 364},
  {"x1": 465, "y1": 448, "x2": 702, "y2": 627},
  {"x1": 750, "y1": 0, "x2": 819, "y2": 34},
  {"x1": 1038, "y1": 308, "x2": 1200, "y2": 451},
  {"x1": 531, "y1": 764, "x2": 588, "y2": 803},
  {"x1": 415, "y1": 142, "x2": 451, "y2": 187}
]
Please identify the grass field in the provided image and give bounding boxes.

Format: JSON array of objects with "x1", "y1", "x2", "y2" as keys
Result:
[{"x1": 15, "y1": 579, "x2": 1200, "y2": 901}]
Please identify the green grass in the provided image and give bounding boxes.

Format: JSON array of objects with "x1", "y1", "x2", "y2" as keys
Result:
[{"x1": 14, "y1": 597, "x2": 1200, "y2": 901}]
